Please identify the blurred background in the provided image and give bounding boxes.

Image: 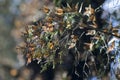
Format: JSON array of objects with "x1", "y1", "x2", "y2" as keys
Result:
[
  {"x1": 0, "y1": 0, "x2": 120, "y2": 80},
  {"x1": 0, "y1": 0, "x2": 54, "y2": 80}
]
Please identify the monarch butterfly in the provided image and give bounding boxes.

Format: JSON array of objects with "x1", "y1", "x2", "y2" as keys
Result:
[
  {"x1": 55, "y1": 8, "x2": 64, "y2": 16},
  {"x1": 43, "y1": 6, "x2": 50, "y2": 13}
]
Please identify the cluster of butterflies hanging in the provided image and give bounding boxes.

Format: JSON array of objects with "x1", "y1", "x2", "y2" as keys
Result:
[{"x1": 20, "y1": 3, "x2": 120, "y2": 70}]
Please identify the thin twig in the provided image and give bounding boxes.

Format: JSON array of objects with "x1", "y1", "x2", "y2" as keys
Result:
[{"x1": 83, "y1": 51, "x2": 89, "y2": 77}]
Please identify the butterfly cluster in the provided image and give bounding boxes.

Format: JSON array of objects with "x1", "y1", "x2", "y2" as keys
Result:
[{"x1": 21, "y1": 3, "x2": 120, "y2": 79}]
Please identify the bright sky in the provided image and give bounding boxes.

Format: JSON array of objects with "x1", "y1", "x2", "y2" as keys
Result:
[
  {"x1": 102, "y1": 0, "x2": 120, "y2": 49},
  {"x1": 102, "y1": 0, "x2": 120, "y2": 13}
]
